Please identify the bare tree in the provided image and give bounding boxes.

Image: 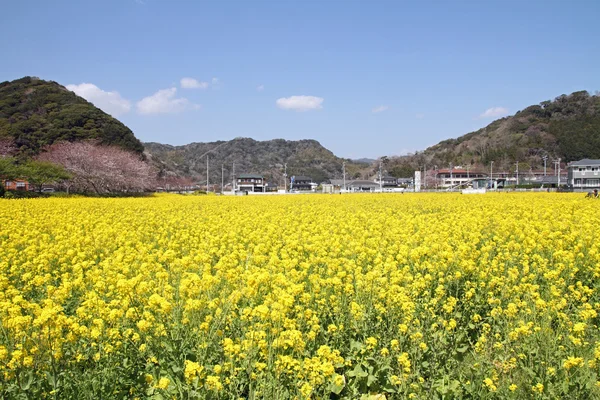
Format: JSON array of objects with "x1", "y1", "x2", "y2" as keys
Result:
[
  {"x1": 159, "y1": 175, "x2": 195, "y2": 193},
  {"x1": 37, "y1": 141, "x2": 156, "y2": 194}
]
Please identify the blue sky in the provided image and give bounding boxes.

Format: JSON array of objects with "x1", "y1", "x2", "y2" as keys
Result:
[{"x1": 1, "y1": 0, "x2": 599, "y2": 158}]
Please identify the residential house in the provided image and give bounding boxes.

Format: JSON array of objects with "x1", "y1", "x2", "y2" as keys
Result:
[
  {"x1": 436, "y1": 168, "x2": 487, "y2": 188},
  {"x1": 328, "y1": 179, "x2": 379, "y2": 192},
  {"x1": 3, "y1": 179, "x2": 30, "y2": 191},
  {"x1": 376, "y1": 176, "x2": 398, "y2": 187},
  {"x1": 264, "y1": 182, "x2": 279, "y2": 192},
  {"x1": 237, "y1": 174, "x2": 264, "y2": 193},
  {"x1": 347, "y1": 180, "x2": 379, "y2": 192},
  {"x1": 290, "y1": 176, "x2": 312, "y2": 191},
  {"x1": 567, "y1": 159, "x2": 600, "y2": 189},
  {"x1": 396, "y1": 178, "x2": 413, "y2": 188}
]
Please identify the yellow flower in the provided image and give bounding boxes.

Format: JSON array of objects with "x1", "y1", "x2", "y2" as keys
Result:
[
  {"x1": 155, "y1": 377, "x2": 170, "y2": 390},
  {"x1": 483, "y1": 378, "x2": 497, "y2": 392},
  {"x1": 563, "y1": 356, "x2": 584, "y2": 370},
  {"x1": 184, "y1": 360, "x2": 204, "y2": 383}
]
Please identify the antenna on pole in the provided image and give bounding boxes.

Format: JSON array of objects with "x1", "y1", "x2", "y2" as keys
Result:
[{"x1": 206, "y1": 155, "x2": 209, "y2": 192}]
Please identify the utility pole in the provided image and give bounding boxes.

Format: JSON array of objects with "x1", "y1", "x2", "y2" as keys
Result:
[
  {"x1": 342, "y1": 161, "x2": 346, "y2": 193},
  {"x1": 379, "y1": 161, "x2": 383, "y2": 193},
  {"x1": 542, "y1": 155, "x2": 548, "y2": 176},
  {"x1": 232, "y1": 162, "x2": 235, "y2": 193},
  {"x1": 424, "y1": 164, "x2": 427, "y2": 190},
  {"x1": 206, "y1": 155, "x2": 209, "y2": 192},
  {"x1": 557, "y1": 158, "x2": 561, "y2": 187},
  {"x1": 221, "y1": 164, "x2": 224, "y2": 193},
  {"x1": 490, "y1": 161, "x2": 494, "y2": 190},
  {"x1": 434, "y1": 165, "x2": 438, "y2": 190},
  {"x1": 515, "y1": 161, "x2": 519, "y2": 186},
  {"x1": 449, "y1": 164, "x2": 453, "y2": 192},
  {"x1": 467, "y1": 165, "x2": 470, "y2": 180},
  {"x1": 283, "y1": 163, "x2": 287, "y2": 192}
]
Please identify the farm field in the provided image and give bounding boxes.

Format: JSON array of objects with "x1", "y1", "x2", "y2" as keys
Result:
[{"x1": 0, "y1": 193, "x2": 599, "y2": 399}]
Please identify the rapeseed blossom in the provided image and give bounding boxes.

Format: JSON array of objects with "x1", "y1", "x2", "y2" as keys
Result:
[{"x1": 0, "y1": 193, "x2": 599, "y2": 398}]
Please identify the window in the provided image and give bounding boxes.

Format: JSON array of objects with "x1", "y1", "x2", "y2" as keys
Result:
[
  {"x1": 587, "y1": 179, "x2": 599, "y2": 186},
  {"x1": 16, "y1": 182, "x2": 25, "y2": 187},
  {"x1": 5, "y1": 181, "x2": 12, "y2": 186}
]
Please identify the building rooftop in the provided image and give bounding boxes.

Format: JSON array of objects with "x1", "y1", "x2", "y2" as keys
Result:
[
  {"x1": 238, "y1": 173, "x2": 263, "y2": 179},
  {"x1": 568, "y1": 159, "x2": 600, "y2": 167},
  {"x1": 437, "y1": 169, "x2": 487, "y2": 174},
  {"x1": 292, "y1": 176, "x2": 312, "y2": 181},
  {"x1": 348, "y1": 180, "x2": 379, "y2": 187}
]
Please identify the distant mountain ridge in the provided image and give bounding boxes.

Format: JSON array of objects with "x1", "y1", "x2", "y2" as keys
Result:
[
  {"x1": 144, "y1": 138, "x2": 365, "y2": 183},
  {"x1": 385, "y1": 90, "x2": 600, "y2": 177},
  {"x1": 0, "y1": 76, "x2": 144, "y2": 155},
  {"x1": 4, "y1": 77, "x2": 599, "y2": 183}
]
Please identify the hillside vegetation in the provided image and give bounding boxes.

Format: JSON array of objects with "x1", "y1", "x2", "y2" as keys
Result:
[
  {"x1": 0, "y1": 77, "x2": 144, "y2": 155},
  {"x1": 145, "y1": 138, "x2": 364, "y2": 184},
  {"x1": 386, "y1": 91, "x2": 600, "y2": 176}
]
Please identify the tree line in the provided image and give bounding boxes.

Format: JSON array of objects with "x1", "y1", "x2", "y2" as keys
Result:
[{"x1": 0, "y1": 139, "x2": 155, "y2": 196}]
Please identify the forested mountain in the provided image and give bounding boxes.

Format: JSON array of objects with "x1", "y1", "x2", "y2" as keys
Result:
[
  {"x1": 0, "y1": 77, "x2": 144, "y2": 155},
  {"x1": 144, "y1": 138, "x2": 365, "y2": 184},
  {"x1": 4, "y1": 76, "x2": 599, "y2": 183},
  {"x1": 385, "y1": 91, "x2": 600, "y2": 177}
]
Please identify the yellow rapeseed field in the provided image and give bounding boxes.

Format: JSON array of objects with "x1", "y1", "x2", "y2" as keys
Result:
[{"x1": 0, "y1": 193, "x2": 599, "y2": 399}]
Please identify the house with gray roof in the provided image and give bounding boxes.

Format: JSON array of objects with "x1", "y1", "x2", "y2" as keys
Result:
[
  {"x1": 237, "y1": 173, "x2": 264, "y2": 192},
  {"x1": 290, "y1": 176, "x2": 312, "y2": 191},
  {"x1": 567, "y1": 159, "x2": 600, "y2": 189}
]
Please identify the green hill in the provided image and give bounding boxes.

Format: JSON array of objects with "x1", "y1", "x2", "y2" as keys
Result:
[
  {"x1": 0, "y1": 76, "x2": 144, "y2": 155},
  {"x1": 144, "y1": 138, "x2": 365, "y2": 184},
  {"x1": 386, "y1": 90, "x2": 600, "y2": 176}
]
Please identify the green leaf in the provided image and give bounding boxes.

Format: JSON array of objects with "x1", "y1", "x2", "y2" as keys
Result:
[
  {"x1": 456, "y1": 345, "x2": 469, "y2": 353},
  {"x1": 367, "y1": 374, "x2": 378, "y2": 387},
  {"x1": 348, "y1": 364, "x2": 368, "y2": 378}
]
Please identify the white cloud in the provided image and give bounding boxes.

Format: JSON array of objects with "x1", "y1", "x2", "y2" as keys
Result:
[
  {"x1": 180, "y1": 77, "x2": 208, "y2": 89},
  {"x1": 257, "y1": 85, "x2": 264, "y2": 92},
  {"x1": 276, "y1": 95, "x2": 323, "y2": 111},
  {"x1": 136, "y1": 88, "x2": 200, "y2": 114},
  {"x1": 66, "y1": 83, "x2": 131, "y2": 117},
  {"x1": 211, "y1": 77, "x2": 220, "y2": 85},
  {"x1": 479, "y1": 106, "x2": 509, "y2": 118},
  {"x1": 372, "y1": 105, "x2": 389, "y2": 113}
]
